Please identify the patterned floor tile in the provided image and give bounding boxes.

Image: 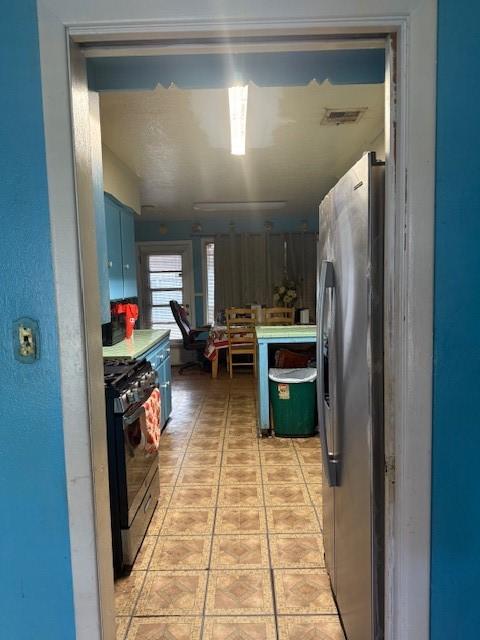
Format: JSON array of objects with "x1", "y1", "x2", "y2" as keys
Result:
[
  {"x1": 205, "y1": 570, "x2": 274, "y2": 615},
  {"x1": 116, "y1": 617, "x2": 130, "y2": 640},
  {"x1": 220, "y1": 465, "x2": 262, "y2": 485},
  {"x1": 218, "y1": 485, "x2": 264, "y2": 507},
  {"x1": 170, "y1": 485, "x2": 217, "y2": 508},
  {"x1": 274, "y1": 569, "x2": 337, "y2": 614},
  {"x1": 115, "y1": 374, "x2": 338, "y2": 630},
  {"x1": 263, "y1": 466, "x2": 304, "y2": 484},
  {"x1": 126, "y1": 617, "x2": 202, "y2": 640},
  {"x1": 115, "y1": 571, "x2": 145, "y2": 615},
  {"x1": 135, "y1": 570, "x2": 207, "y2": 616},
  {"x1": 183, "y1": 451, "x2": 223, "y2": 467},
  {"x1": 226, "y1": 427, "x2": 258, "y2": 438},
  {"x1": 159, "y1": 466, "x2": 180, "y2": 485},
  {"x1": 266, "y1": 507, "x2": 320, "y2": 533},
  {"x1": 158, "y1": 485, "x2": 174, "y2": 508},
  {"x1": 161, "y1": 508, "x2": 216, "y2": 535},
  {"x1": 277, "y1": 616, "x2": 345, "y2": 640},
  {"x1": 193, "y1": 426, "x2": 224, "y2": 438},
  {"x1": 159, "y1": 436, "x2": 188, "y2": 451},
  {"x1": 264, "y1": 484, "x2": 312, "y2": 506},
  {"x1": 297, "y1": 450, "x2": 323, "y2": 465},
  {"x1": 177, "y1": 466, "x2": 220, "y2": 486},
  {"x1": 269, "y1": 534, "x2": 325, "y2": 568},
  {"x1": 259, "y1": 437, "x2": 293, "y2": 449},
  {"x1": 211, "y1": 535, "x2": 269, "y2": 569},
  {"x1": 133, "y1": 535, "x2": 156, "y2": 570},
  {"x1": 187, "y1": 437, "x2": 223, "y2": 452},
  {"x1": 223, "y1": 450, "x2": 260, "y2": 466},
  {"x1": 159, "y1": 451, "x2": 184, "y2": 468},
  {"x1": 195, "y1": 419, "x2": 226, "y2": 429},
  {"x1": 307, "y1": 483, "x2": 323, "y2": 506},
  {"x1": 203, "y1": 616, "x2": 276, "y2": 640},
  {"x1": 149, "y1": 535, "x2": 211, "y2": 570},
  {"x1": 224, "y1": 437, "x2": 258, "y2": 450},
  {"x1": 292, "y1": 436, "x2": 321, "y2": 449},
  {"x1": 227, "y1": 420, "x2": 257, "y2": 430},
  {"x1": 260, "y1": 451, "x2": 299, "y2": 466},
  {"x1": 229, "y1": 411, "x2": 257, "y2": 419},
  {"x1": 301, "y1": 466, "x2": 324, "y2": 483},
  {"x1": 215, "y1": 507, "x2": 267, "y2": 534},
  {"x1": 146, "y1": 507, "x2": 166, "y2": 535}
]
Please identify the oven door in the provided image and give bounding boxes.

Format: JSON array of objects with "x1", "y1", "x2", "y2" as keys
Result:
[{"x1": 122, "y1": 394, "x2": 159, "y2": 527}]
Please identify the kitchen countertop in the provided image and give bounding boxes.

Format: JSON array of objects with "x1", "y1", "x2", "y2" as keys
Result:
[
  {"x1": 102, "y1": 329, "x2": 170, "y2": 359},
  {"x1": 255, "y1": 325, "x2": 317, "y2": 340}
]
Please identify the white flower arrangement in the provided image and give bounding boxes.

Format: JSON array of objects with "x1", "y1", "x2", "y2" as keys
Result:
[{"x1": 273, "y1": 280, "x2": 297, "y2": 307}]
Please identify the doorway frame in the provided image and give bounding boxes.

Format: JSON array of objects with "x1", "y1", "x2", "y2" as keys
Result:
[{"x1": 37, "y1": 3, "x2": 436, "y2": 639}]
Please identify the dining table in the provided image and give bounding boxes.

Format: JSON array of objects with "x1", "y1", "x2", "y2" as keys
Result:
[{"x1": 204, "y1": 325, "x2": 229, "y2": 379}]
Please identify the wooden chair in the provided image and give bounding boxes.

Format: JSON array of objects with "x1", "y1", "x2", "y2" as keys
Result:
[
  {"x1": 226, "y1": 307, "x2": 257, "y2": 378},
  {"x1": 264, "y1": 307, "x2": 295, "y2": 326}
]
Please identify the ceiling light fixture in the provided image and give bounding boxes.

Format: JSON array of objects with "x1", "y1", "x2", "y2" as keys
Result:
[
  {"x1": 228, "y1": 85, "x2": 248, "y2": 156},
  {"x1": 193, "y1": 201, "x2": 287, "y2": 212}
]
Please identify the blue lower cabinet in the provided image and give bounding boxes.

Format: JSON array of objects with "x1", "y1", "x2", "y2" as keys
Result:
[{"x1": 144, "y1": 338, "x2": 172, "y2": 427}]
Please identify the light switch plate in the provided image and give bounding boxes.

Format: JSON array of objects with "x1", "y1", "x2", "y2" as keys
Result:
[{"x1": 13, "y1": 317, "x2": 40, "y2": 363}]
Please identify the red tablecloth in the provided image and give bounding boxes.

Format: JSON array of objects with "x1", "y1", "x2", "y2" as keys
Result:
[{"x1": 204, "y1": 325, "x2": 229, "y2": 360}]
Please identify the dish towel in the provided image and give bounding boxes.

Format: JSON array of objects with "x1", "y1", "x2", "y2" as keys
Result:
[{"x1": 141, "y1": 388, "x2": 161, "y2": 455}]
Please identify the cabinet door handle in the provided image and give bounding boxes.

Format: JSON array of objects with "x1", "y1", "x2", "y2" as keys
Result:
[
  {"x1": 124, "y1": 264, "x2": 130, "y2": 270},
  {"x1": 107, "y1": 261, "x2": 113, "y2": 268}
]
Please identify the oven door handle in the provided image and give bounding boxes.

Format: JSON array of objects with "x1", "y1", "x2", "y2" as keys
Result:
[{"x1": 123, "y1": 404, "x2": 146, "y2": 426}]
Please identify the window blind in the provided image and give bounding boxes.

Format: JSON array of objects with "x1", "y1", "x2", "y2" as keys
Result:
[
  {"x1": 205, "y1": 242, "x2": 215, "y2": 324},
  {"x1": 144, "y1": 253, "x2": 183, "y2": 339}
]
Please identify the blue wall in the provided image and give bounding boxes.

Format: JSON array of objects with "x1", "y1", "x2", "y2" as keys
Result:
[
  {"x1": 0, "y1": 3, "x2": 75, "y2": 639},
  {"x1": 88, "y1": 49, "x2": 385, "y2": 91},
  {"x1": 430, "y1": 2, "x2": 480, "y2": 637},
  {"x1": 135, "y1": 213, "x2": 318, "y2": 324}
]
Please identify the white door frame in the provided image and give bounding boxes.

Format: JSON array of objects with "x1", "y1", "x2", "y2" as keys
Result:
[
  {"x1": 37, "y1": 2, "x2": 436, "y2": 639},
  {"x1": 136, "y1": 240, "x2": 196, "y2": 335}
]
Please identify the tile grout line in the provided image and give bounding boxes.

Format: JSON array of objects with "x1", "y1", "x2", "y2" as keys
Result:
[
  {"x1": 198, "y1": 383, "x2": 230, "y2": 636},
  {"x1": 258, "y1": 426, "x2": 281, "y2": 640}
]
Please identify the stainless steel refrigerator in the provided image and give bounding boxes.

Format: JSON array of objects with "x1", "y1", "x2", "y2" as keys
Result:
[{"x1": 316, "y1": 152, "x2": 385, "y2": 640}]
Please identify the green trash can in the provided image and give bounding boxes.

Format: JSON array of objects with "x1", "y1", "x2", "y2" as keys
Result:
[{"x1": 269, "y1": 368, "x2": 317, "y2": 437}]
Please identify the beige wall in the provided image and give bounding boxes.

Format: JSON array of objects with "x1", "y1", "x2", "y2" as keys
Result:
[
  {"x1": 102, "y1": 144, "x2": 141, "y2": 214},
  {"x1": 369, "y1": 130, "x2": 385, "y2": 160}
]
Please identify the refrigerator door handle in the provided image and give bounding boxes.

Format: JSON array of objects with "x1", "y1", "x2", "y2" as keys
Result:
[{"x1": 317, "y1": 260, "x2": 339, "y2": 487}]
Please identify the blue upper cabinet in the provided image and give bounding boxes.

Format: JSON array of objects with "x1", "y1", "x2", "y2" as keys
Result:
[
  {"x1": 120, "y1": 208, "x2": 138, "y2": 299},
  {"x1": 104, "y1": 193, "x2": 138, "y2": 301},
  {"x1": 104, "y1": 195, "x2": 124, "y2": 300}
]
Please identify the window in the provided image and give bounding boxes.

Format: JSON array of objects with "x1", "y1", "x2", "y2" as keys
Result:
[
  {"x1": 144, "y1": 253, "x2": 183, "y2": 339},
  {"x1": 205, "y1": 241, "x2": 215, "y2": 325}
]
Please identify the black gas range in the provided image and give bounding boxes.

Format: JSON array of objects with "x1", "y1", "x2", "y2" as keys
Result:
[{"x1": 104, "y1": 358, "x2": 160, "y2": 577}]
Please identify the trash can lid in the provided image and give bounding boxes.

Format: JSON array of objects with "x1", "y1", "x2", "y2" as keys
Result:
[{"x1": 268, "y1": 368, "x2": 317, "y2": 383}]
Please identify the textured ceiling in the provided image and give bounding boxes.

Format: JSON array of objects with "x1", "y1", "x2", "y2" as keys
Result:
[{"x1": 99, "y1": 81, "x2": 384, "y2": 220}]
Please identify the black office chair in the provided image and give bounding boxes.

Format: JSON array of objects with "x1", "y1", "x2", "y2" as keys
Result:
[{"x1": 170, "y1": 300, "x2": 210, "y2": 374}]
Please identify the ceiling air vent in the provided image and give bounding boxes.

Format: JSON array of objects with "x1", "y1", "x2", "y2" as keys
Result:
[{"x1": 321, "y1": 108, "x2": 367, "y2": 126}]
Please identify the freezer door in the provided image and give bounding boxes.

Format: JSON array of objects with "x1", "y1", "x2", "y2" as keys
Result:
[
  {"x1": 324, "y1": 153, "x2": 384, "y2": 640},
  {"x1": 317, "y1": 192, "x2": 338, "y2": 593}
]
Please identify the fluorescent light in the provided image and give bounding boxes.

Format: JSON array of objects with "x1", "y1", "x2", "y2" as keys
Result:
[
  {"x1": 228, "y1": 85, "x2": 248, "y2": 155},
  {"x1": 193, "y1": 201, "x2": 287, "y2": 212}
]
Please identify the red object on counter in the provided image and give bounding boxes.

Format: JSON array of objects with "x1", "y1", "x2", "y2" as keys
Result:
[{"x1": 113, "y1": 303, "x2": 139, "y2": 338}]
